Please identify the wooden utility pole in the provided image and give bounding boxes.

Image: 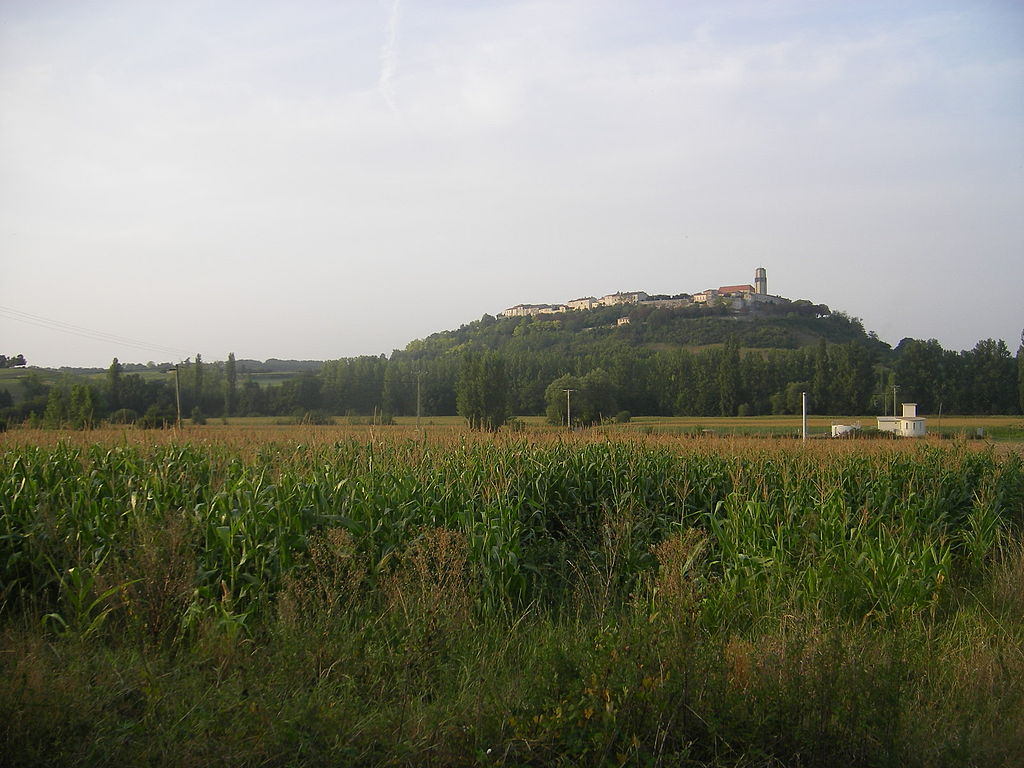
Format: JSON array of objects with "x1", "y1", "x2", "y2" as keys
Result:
[{"x1": 563, "y1": 388, "x2": 576, "y2": 429}]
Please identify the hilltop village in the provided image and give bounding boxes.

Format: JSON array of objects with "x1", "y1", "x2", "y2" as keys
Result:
[{"x1": 501, "y1": 267, "x2": 789, "y2": 318}]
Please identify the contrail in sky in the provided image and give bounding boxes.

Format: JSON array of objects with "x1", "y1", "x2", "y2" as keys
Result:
[{"x1": 379, "y1": 0, "x2": 401, "y2": 112}]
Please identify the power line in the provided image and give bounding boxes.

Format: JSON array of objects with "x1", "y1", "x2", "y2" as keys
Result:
[{"x1": 0, "y1": 304, "x2": 191, "y2": 358}]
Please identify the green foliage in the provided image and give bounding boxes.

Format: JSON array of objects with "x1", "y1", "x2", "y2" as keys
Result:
[
  {"x1": 545, "y1": 369, "x2": 619, "y2": 426},
  {"x1": 456, "y1": 352, "x2": 509, "y2": 431},
  {"x1": 224, "y1": 352, "x2": 237, "y2": 416},
  {"x1": 137, "y1": 404, "x2": 176, "y2": 428},
  {"x1": 2, "y1": 439, "x2": 1024, "y2": 765},
  {"x1": 108, "y1": 408, "x2": 138, "y2": 425}
]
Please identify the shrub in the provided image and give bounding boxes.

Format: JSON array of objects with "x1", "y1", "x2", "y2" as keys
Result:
[{"x1": 108, "y1": 408, "x2": 138, "y2": 425}]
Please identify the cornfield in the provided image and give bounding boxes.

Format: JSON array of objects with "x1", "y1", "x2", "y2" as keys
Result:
[{"x1": 2, "y1": 429, "x2": 1023, "y2": 765}]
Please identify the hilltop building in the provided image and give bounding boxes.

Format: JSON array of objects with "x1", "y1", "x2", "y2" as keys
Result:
[
  {"x1": 499, "y1": 268, "x2": 786, "y2": 317},
  {"x1": 718, "y1": 284, "x2": 755, "y2": 297},
  {"x1": 599, "y1": 291, "x2": 649, "y2": 306},
  {"x1": 567, "y1": 297, "x2": 597, "y2": 310}
]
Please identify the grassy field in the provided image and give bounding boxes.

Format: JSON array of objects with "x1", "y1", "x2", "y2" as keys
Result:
[{"x1": 2, "y1": 428, "x2": 1023, "y2": 765}]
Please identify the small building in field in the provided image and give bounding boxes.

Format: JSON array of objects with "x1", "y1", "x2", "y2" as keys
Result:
[
  {"x1": 896, "y1": 403, "x2": 927, "y2": 437},
  {"x1": 831, "y1": 422, "x2": 861, "y2": 438},
  {"x1": 877, "y1": 403, "x2": 927, "y2": 437}
]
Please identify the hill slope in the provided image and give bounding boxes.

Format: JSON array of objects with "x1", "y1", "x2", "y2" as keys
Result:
[{"x1": 406, "y1": 300, "x2": 888, "y2": 360}]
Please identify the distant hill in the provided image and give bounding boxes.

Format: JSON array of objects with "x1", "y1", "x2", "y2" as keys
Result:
[{"x1": 404, "y1": 299, "x2": 889, "y2": 360}]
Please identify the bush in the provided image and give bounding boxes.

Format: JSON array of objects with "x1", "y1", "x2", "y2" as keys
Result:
[
  {"x1": 302, "y1": 410, "x2": 334, "y2": 425},
  {"x1": 614, "y1": 410, "x2": 632, "y2": 424},
  {"x1": 137, "y1": 404, "x2": 176, "y2": 429},
  {"x1": 108, "y1": 408, "x2": 138, "y2": 425}
]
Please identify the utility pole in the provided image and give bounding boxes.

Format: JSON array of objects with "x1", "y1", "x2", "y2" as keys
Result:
[
  {"x1": 801, "y1": 391, "x2": 807, "y2": 443},
  {"x1": 562, "y1": 388, "x2": 576, "y2": 429},
  {"x1": 892, "y1": 384, "x2": 899, "y2": 418}
]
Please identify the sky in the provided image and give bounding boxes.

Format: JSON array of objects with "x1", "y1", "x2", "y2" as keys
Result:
[{"x1": 1, "y1": 0, "x2": 1021, "y2": 367}]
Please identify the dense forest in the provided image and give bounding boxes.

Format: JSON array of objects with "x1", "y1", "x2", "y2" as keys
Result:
[{"x1": 1, "y1": 302, "x2": 1022, "y2": 428}]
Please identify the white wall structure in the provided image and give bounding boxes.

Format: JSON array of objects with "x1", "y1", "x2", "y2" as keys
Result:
[
  {"x1": 877, "y1": 416, "x2": 899, "y2": 433},
  {"x1": 599, "y1": 291, "x2": 649, "y2": 306},
  {"x1": 896, "y1": 403, "x2": 927, "y2": 437},
  {"x1": 831, "y1": 423, "x2": 861, "y2": 437},
  {"x1": 567, "y1": 297, "x2": 597, "y2": 310},
  {"x1": 501, "y1": 303, "x2": 562, "y2": 317}
]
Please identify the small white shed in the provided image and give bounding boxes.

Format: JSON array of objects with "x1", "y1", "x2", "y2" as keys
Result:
[
  {"x1": 831, "y1": 423, "x2": 861, "y2": 438},
  {"x1": 877, "y1": 404, "x2": 927, "y2": 437},
  {"x1": 896, "y1": 403, "x2": 927, "y2": 437}
]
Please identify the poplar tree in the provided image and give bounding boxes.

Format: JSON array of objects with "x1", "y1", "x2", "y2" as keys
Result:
[
  {"x1": 224, "y1": 352, "x2": 237, "y2": 416},
  {"x1": 107, "y1": 357, "x2": 123, "y2": 411},
  {"x1": 1017, "y1": 331, "x2": 1023, "y2": 414},
  {"x1": 456, "y1": 352, "x2": 509, "y2": 431}
]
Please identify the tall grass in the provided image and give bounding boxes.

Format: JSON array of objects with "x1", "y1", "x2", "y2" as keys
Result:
[{"x1": 2, "y1": 432, "x2": 1023, "y2": 765}]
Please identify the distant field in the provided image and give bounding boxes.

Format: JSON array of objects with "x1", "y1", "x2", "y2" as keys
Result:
[{"x1": 159, "y1": 412, "x2": 1024, "y2": 443}]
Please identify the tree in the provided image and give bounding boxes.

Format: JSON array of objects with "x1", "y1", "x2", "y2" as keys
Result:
[
  {"x1": 544, "y1": 369, "x2": 618, "y2": 427},
  {"x1": 894, "y1": 338, "x2": 945, "y2": 411},
  {"x1": 456, "y1": 352, "x2": 509, "y2": 431},
  {"x1": 0, "y1": 354, "x2": 26, "y2": 368},
  {"x1": 69, "y1": 384, "x2": 95, "y2": 429},
  {"x1": 810, "y1": 340, "x2": 832, "y2": 413},
  {"x1": 193, "y1": 354, "x2": 204, "y2": 410},
  {"x1": 717, "y1": 337, "x2": 741, "y2": 416},
  {"x1": 107, "y1": 358, "x2": 123, "y2": 412},
  {"x1": 44, "y1": 388, "x2": 66, "y2": 428},
  {"x1": 1018, "y1": 331, "x2": 1024, "y2": 414},
  {"x1": 224, "y1": 352, "x2": 237, "y2": 416},
  {"x1": 831, "y1": 343, "x2": 874, "y2": 415},
  {"x1": 964, "y1": 339, "x2": 1015, "y2": 414}
]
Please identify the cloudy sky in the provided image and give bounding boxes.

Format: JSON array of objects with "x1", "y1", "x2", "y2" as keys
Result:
[{"x1": 1, "y1": 0, "x2": 1021, "y2": 367}]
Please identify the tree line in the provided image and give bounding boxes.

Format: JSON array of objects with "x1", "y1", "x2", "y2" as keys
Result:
[{"x1": 2, "y1": 337, "x2": 1021, "y2": 431}]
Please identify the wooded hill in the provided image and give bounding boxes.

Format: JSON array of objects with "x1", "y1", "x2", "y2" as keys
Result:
[{"x1": 372, "y1": 301, "x2": 890, "y2": 418}]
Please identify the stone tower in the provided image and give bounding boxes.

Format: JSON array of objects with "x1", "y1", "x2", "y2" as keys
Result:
[{"x1": 755, "y1": 267, "x2": 767, "y2": 295}]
